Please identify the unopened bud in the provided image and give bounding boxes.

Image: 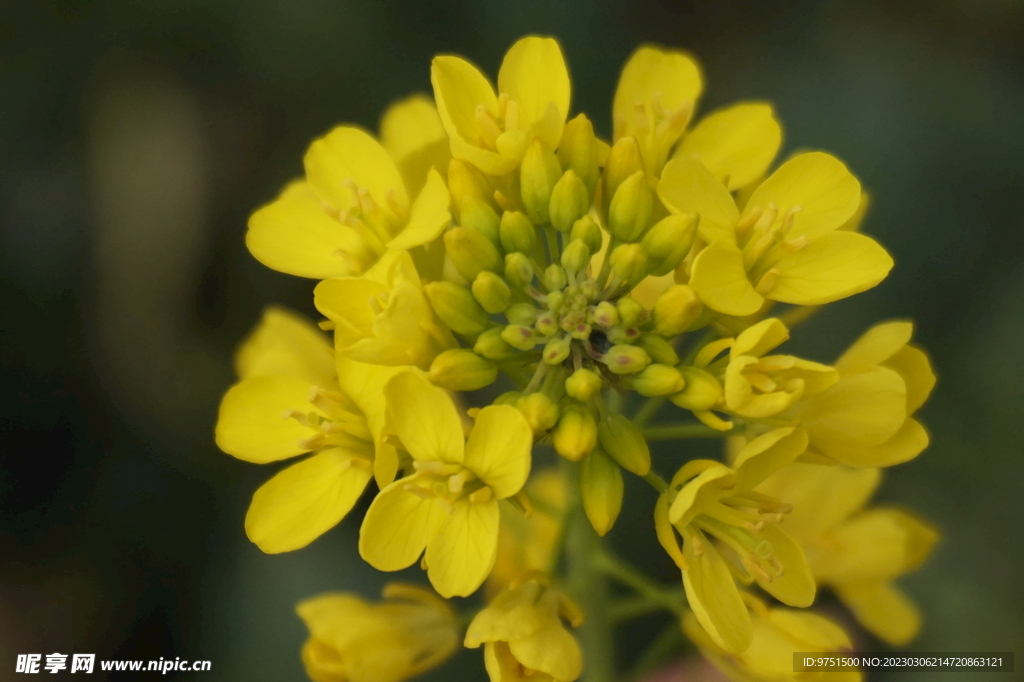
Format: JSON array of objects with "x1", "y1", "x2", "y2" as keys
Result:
[
  {"x1": 598, "y1": 413, "x2": 651, "y2": 476},
  {"x1": 448, "y1": 158, "x2": 494, "y2": 221},
  {"x1": 445, "y1": 226, "x2": 502, "y2": 281},
  {"x1": 520, "y1": 138, "x2": 562, "y2": 225},
  {"x1": 610, "y1": 243, "x2": 649, "y2": 287},
  {"x1": 474, "y1": 327, "x2": 516, "y2": 360},
  {"x1": 543, "y1": 336, "x2": 572, "y2": 365},
  {"x1": 535, "y1": 312, "x2": 559, "y2": 337},
  {"x1": 560, "y1": 239, "x2": 591, "y2": 274},
  {"x1": 601, "y1": 344, "x2": 651, "y2": 375},
  {"x1": 603, "y1": 135, "x2": 644, "y2": 210},
  {"x1": 494, "y1": 390, "x2": 522, "y2": 406},
  {"x1": 591, "y1": 301, "x2": 619, "y2": 328},
  {"x1": 616, "y1": 297, "x2": 645, "y2": 328},
  {"x1": 580, "y1": 449, "x2": 623, "y2": 535},
  {"x1": 461, "y1": 195, "x2": 502, "y2": 247},
  {"x1": 553, "y1": 401, "x2": 598, "y2": 461},
  {"x1": 544, "y1": 264, "x2": 568, "y2": 292},
  {"x1": 580, "y1": 279, "x2": 600, "y2": 301},
  {"x1": 565, "y1": 368, "x2": 603, "y2": 401},
  {"x1": 499, "y1": 211, "x2": 538, "y2": 255},
  {"x1": 558, "y1": 114, "x2": 600, "y2": 198},
  {"x1": 632, "y1": 364, "x2": 686, "y2": 397},
  {"x1": 670, "y1": 366, "x2": 723, "y2": 411},
  {"x1": 424, "y1": 281, "x2": 489, "y2": 336},
  {"x1": 505, "y1": 302, "x2": 539, "y2": 327},
  {"x1": 545, "y1": 291, "x2": 565, "y2": 312},
  {"x1": 642, "y1": 213, "x2": 697, "y2": 276},
  {"x1": 428, "y1": 349, "x2": 498, "y2": 391},
  {"x1": 653, "y1": 284, "x2": 702, "y2": 337},
  {"x1": 504, "y1": 252, "x2": 534, "y2": 289},
  {"x1": 501, "y1": 324, "x2": 538, "y2": 351},
  {"x1": 549, "y1": 170, "x2": 591, "y2": 233},
  {"x1": 516, "y1": 392, "x2": 559, "y2": 434},
  {"x1": 606, "y1": 324, "x2": 641, "y2": 345},
  {"x1": 472, "y1": 271, "x2": 512, "y2": 314},
  {"x1": 608, "y1": 171, "x2": 653, "y2": 243},
  {"x1": 635, "y1": 333, "x2": 680, "y2": 365},
  {"x1": 571, "y1": 215, "x2": 603, "y2": 255}
]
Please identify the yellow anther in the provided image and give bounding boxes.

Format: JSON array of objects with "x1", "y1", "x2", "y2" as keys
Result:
[
  {"x1": 343, "y1": 456, "x2": 373, "y2": 473},
  {"x1": 496, "y1": 92, "x2": 510, "y2": 120},
  {"x1": 385, "y1": 188, "x2": 408, "y2": 224},
  {"x1": 504, "y1": 98, "x2": 520, "y2": 132},
  {"x1": 752, "y1": 202, "x2": 779, "y2": 235},
  {"x1": 736, "y1": 207, "x2": 762, "y2": 234},
  {"x1": 413, "y1": 460, "x2": 448, "y2": 475},
  {"x1": 779, "y1": 234, "x2": 808, "y2": 253},
  {"x1": 297, "y1": 434, "x2": 325, "y2": 450},
  {"x1": 403, "y1": 484, "x2": 434, "y2": 500},
  {"x1": 779, "y1": 206, "x2": 802, "y2": 236},
  {"x1": 746, "y1": 372, "x2": 778, "y2": 394},
  {"x1": 755, "y1": 268, "x2": 781, "y2": 295},
  {"x1": 691, "y1": 533, "x2": 706, "y2": 557},
  {"x1": 475, "y1": 105, "x2": 502, "y2": 148},
  {"x1": 447, "y1": 472, "x2": 466, "y2": 494},
  {"x1": 468, "y1": 486, "x2": 493, "y2": 504}
]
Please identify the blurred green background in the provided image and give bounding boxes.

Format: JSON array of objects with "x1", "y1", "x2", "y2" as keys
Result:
[{"x1": 2, "y1": 0, "x2": 1022, "y2": 680}]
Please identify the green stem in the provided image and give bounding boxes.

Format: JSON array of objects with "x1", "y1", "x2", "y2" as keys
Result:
[
  {"x1": 632, "y1": 397, "x2": 666, "y2": 428},
  {"x1": 596, "y1": 237, "x2": 619, "y2": 289},
  {"x1": 641, "y1": 423, "x2": 732, "y2": 441},
  {"x1": 593, "y1": 551, "x2": 686, "y2": 616},
  {"x1": 643, "y1": 470, "x2": 669, "y2": 494}
]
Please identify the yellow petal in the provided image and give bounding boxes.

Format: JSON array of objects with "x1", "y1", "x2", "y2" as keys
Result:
[
  {"x1": 834, "y1": 321, "x2": 912, "y2": 373},
  {"x1": 682, "y1": 529, "x2": 752, "y2": 654},
  {"x1": 463, "y1": 405, "x2": 533, "y2": 499},
  {"x1": 246, "y1": 181, "x2": 370, "y2": 279},
  {"x1": 613, "y1": 45, "x2": 702, "y2": 140},
  {"x1": 764, "y1": 231, "x2": 894, "y2": 305},
  {"x1": 732, "y1": 427, "x2": 808, "y2": 492},
  {"x1": 820, "y1": 417, "x2": 929, "y2": 468},
  {"x1": 741, "y1": 152, "x2": 861, "y2": 240},
  {"x1": 215, "y1": 376, "x2": 318, "y2": 463},
  {"x1": 669, "y1": 465, "x2": 735, "y2": 526},
  {"x1": 348, "y1": 280, "x2": 454, "y2": 369},
  {"x1": 359, "y1": 481, "x2": 445, "y2": 571},
  {"x1": 658, "y1": 157, "x2": 739, "y2": 243},
  {"x1": 235, "y1": 306, "x2": 336, "y2": 386},
  {"x1": 464, "y1": 582, "x2": 548, "y2": 647},
  {"x1": 802, "y1": 367, "x2": 907, "y2": 451},
  {"x1": 484, "y1": 642, "x2": 531, "y2": 682},
  {"x1": 380, "y1": 94, "x2": 450, "y2": 196},
  {"x1": 426, "y1": 499, "x2": 499, "y2": 598},
  {"x1": 821, "y1": 508, "x2": 938, "y2": 583},
  {"x1": 314, "y1": 277, "x2": 386, "y2": 341},
  {"x1": 767, "y1": 608, "x2": 852, "y2": 651},
  {"x1": 304, "y1": 126, "x2": 408, "y2": 218},
  {"x1": 296, "y1": 592, "x2": 373, "y2": 645},
  {"x1": 655, "y1": 494, "x2": 687, "y2": 570},
  {"x1": 689, "y1": 241, "x2": 764, "y2": 316},
  {"x1": 336, "y1": 358, "x2": 408, "y2": 487},
  {"x1": 886, "y1": 345, "x2": 936, "y2": 414},
  {"x1": 384, "y1": 371, "x2": 464, "y2": 464},
  {"x1": 835, "y1": 581, "x2": 921, "y2": 646},
  {"x1": 386, "y1": 168, "x2": 450, "y2": 250},
  {"x1": 758, "y1": 463, "x2": 881, "y2": 541},
  {"x1": 244, "y1": 448, "x2": 373, "y2": 553},
  {"x1": 676, "y1": 102, "x2": 782, "y2": 191},
  {"x1": 507, "y1": 618, "x2": 583, "y2": 682},
  {"x1": 732, "y1": 318, "x2": 789, "y2": 359},
  {"x1": 497, "y1": 36, "x2": 571, "y2": 151},
  {"x1": 750, "y1": 524, "x2": 816, "y2": 607}
]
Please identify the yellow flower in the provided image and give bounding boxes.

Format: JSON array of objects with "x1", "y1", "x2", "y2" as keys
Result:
[
  {"x1": 660, "y1": 152, "x2": 892, "y2": 316},
  {"x1": 247, "y1": 95, "x2": 451, "y2": 279},
  {"x1": 215, "y1": 308, "x2": 382, "y2": 553},
  {"x1": 297, "y1": 582, "x2": 458, "y2": 682},
  {"x1": 758, "y1": 462, "x2": 938, "y2": 645},
  {"x1": 314, "y1": 250, "x2": 457, "y2": 369},
  {"x1": 683, "y1": 594, "x2": 862, "y2": 682},
  {"x1": 795, "y1": 321, "x2": 936, "y2": 467},
  {"x1": 490, "y1": 470, "x2": 566, "y2": 596},
  {"x1": 359, "y1": 371, "x2": 533, "y2": 597},
  {"x1": 656, "y1": 428, "x2": 816, "y2": 653},
  {"x1": 465, "y1": 576, "x2": 584, "y2": 682},
  {"x1": 432, "y1": 36, "x2": 571, "y2": 175}
]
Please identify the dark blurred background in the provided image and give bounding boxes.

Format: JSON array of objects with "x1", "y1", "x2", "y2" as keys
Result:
[{"x1": 2, "y1": 0, "x2": 1022, "y2": 680}]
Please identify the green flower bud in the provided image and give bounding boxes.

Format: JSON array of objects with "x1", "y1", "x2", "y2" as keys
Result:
[
  {"x1": 642, "y1": 213, "x2": 697, "y2": 276},
  {"x1": 565, "y1": 367, "x2": 603, "y2": 401},
  {"x1": 616, "y1": 297, "x2": 645, "y2": 327},
  {"x1": 560, "y1": 239, "x2": 591, "y2": 274},
  {"x1": 598, "y1": 413, "x2": 651, "y2": 476},
  {"x1": 670, "y1": 366, "x2": 723, "y2": 411},
  {"x1": 606, "y1": 324, "x2": 641, "y2": 345},
  {"x1": 544, "y1": 264, "x2": 568, "y2": 292},
  {"x1": 610, "y1": 243, "x2": 649, "y2": 287},
  {"x1": 501, "y1": 324, "x2": 538, "y2": 351},
  {"x1": 653, "y1": 284, "x2": 702, "y2": 337},
  {"x1": 424, "y1": 281, "x2": 489, "y2": 336},
  {"x1": 603, "y1": 135, "x2": 644, "y2": 211},
  {"x1": 516, "y1": 392, "x2": 559, "y2": 434},
  {"x1": 428, "y1": 349, "x2": 497, "y2": 391},
  {"x1": 448, "y1": 158, "x2": 494, "y2": 221},
  {"x1": 445, "y1": 226, "x2": 502, "y2": 282},
  {"x1": 591, "y1": 301, "x2": 619, "y2": 328},
  {"x1": 549, "y1": 170, "x2": 591, "y2": 233},
  {"x1": 504, "y1": 252, "x2": 534, "y2": 289},
  {"x1": 461, "y1": 194, "x2": 502, "y2": 247},
  {"x1": 520, "y1": 138, "x2": 562, "y2": 225},
  {"x1": 571, "y1": 215, "x2": 603, "y2": 255},
  {"x1": 558, "y1": 114, "x2": 599, "y2": 198},
  {"x1": 494, "y1": 390, "x2": 522, "y2": 406},
  {"x1": 505, "y1": 302, "x2": 539, "y2": 327},
  {"x1": 601, "y1": 344, "x2": 651, "y2": 375},
  {"x1": 569, "y1": 322, "x2": 592, "y2": 340},
  {"x1": 635, "y1": 332, "x2": 680, "y2": 365},
  {"x1": 580, "y1": 279, "x2": 600, "y2": 301},
  {"x1": 542, "y1": 336, "x2": 572, "y2": 365},
  {"x1": 545, "y1": 291, "x2": 565, "y2": 313},
  {"x1": 474, "y1": 327, "x2": 516, "y2": 360},
  {"x1": 580, "y1": 449, "x2": 623, "y2": 536},
  {"x1": 632, "y1": 364, "x2": 686, "y2": 397},
  {"x1": 553, "y1": 401, "x2": 598, "y2": 461},
  {"x1": 471, "y1": 271, "x2": 512, "y2": 314},
  {"x1": 608, "y1": 171, "x2": 653, "y2": 243},
  {"x1": 499, "y1": 211, "x2": 538, "y2": 255}
]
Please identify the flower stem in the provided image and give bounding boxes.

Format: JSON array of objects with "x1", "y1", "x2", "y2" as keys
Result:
[
  {"x1": 632, "y1": 396, "x2": 666, "y2": 428},
  {"x1": 593, "y1": 551, "x2": 686, "y2": 616},
  {"x1": 567, "y1": 509, "x2": 616, "y2": 682},
  {"x1": 641, "y1": 423, "x2": 733, "y2": 441}
]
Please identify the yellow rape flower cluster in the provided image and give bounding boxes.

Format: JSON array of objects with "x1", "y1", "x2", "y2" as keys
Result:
[{"x1": 216, "y1": 35, "x2": 940, "y2": 682}]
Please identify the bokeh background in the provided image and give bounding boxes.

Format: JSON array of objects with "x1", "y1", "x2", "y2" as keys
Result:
[{"x1": 2, "y1": 0, "x2": 1022, "y2": 680}]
